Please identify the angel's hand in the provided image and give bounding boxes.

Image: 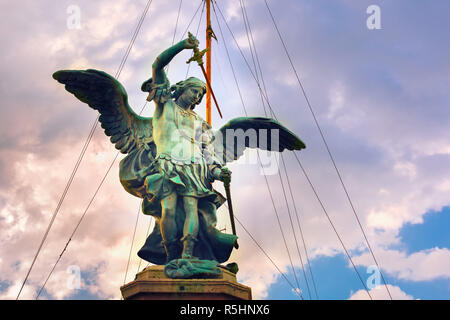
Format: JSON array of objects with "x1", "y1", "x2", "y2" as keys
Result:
[
  {"x1": 220, "y1": 167, "x2": 232, "y2": 184},
  {"x1": 185, "y1": 32, "x2": 199, "y2": 50}
]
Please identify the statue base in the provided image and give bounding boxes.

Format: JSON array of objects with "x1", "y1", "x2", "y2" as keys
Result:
[{"x1": 120, "y1": 265, "x2": 252, "y2": 300}]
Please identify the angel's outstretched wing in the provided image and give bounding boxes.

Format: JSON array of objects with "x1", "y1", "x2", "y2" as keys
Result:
[
  {"x1": 211, "y1": 117, "x2": 305, "y2": 165},
  {"x1": 53, "y1": 69, "x2": 154, "y2": 155}
]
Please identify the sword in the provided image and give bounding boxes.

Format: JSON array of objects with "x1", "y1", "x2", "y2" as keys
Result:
[{"x1": 186, "y1": 32, "x2": 223, "y2": 119}]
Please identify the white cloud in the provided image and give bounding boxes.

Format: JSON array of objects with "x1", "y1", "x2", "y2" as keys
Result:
[
  {"x1": 394, "y1": 161, "x2": 417, "y2": 180},
  {"x1": 349, "y1": 285, "x2": 414, "y2": 300},
  {"x1": 353, "y1": 247, "x2": 450, "y2": 282}
]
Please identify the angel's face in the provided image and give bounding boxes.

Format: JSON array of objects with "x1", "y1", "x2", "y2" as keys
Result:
[{"x1": 179, "y1": 85, "x2": 205, "y2": 110}]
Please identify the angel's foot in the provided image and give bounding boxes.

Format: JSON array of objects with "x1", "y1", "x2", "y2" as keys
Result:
[{"x1": 181, "y1": 234, "x2": 198, "y2": 260}]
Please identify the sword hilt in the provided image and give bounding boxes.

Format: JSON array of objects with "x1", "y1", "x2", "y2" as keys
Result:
[
  {"x1": 186, "y1": 47, "x2": 209, "y2": 66},
  {"x1": 186, "y1": 32, "x2": 208, "y2": 66}
]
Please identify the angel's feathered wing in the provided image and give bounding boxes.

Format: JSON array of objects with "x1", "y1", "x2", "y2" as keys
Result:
[
  {"x1": 53, "y1": 69, "x2": 156, "y2": 198},
  {"x1": 211, "y1": 117, "x2": 305, "y2": 165},
  {"x1": 53, "y1": 69, "x2": 154, "y2": 154}
]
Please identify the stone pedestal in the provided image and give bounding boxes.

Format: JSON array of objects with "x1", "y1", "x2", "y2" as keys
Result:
[{"x1": 120, "y1": 265, "x2": 252, "y2": 300}]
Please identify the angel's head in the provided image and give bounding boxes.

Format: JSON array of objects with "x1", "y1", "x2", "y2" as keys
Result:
[{"x1": 171, "y1": 77, "x2": 207, "y2": 110}]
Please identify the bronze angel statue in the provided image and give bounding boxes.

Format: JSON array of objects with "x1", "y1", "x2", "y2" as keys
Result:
[{"x1": 53, "y1": 34, "x2": 305, "y2": 278}]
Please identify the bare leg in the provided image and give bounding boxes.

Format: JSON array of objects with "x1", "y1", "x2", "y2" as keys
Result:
[
  {"x1": 183, "y1": 196, "x2": 199, "y2": 237},
  {"x1": 181, "y1": 196, "x2": 198, "y2": 258},
  {"x1": 160, "y1": 192, "x2": 178, "y2": 261}
]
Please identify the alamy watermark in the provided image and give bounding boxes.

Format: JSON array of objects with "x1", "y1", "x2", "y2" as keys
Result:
[
  {"x1": 167, "y1": 122, "x2": 281, "y2": 176},
  {"x1": 67, "y1": 5, "x2": 81, "y2": 30},
  {"x1": 366, "y1": 265, "x2": 381, "y2": 290},
  {"x1": 66, "y1": 265, "x2": 81, "y2": 290},
  {"x1": 367, "y1": 5, "x2": 381, "y2": 30}
]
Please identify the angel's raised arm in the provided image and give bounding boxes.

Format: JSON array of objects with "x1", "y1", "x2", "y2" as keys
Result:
[
  {"x1": 152, "y1": 41, "x2": 182, "y2": 85},
  {"x1": 152, "y1": 34, "x2": 199, "y2": 83},
  {"x1": 142, "y1": 35, "x2": 200, "y2": 106}
]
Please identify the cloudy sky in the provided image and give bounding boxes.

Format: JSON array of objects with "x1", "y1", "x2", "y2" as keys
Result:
[{"x1": 1, "y1": 0, "x2": 449, "y2": 300}]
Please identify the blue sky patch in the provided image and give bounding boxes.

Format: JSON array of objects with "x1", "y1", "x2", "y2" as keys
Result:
[
  {"x1": 267, "y1": 254, "x2": 372, "y2": 300},
  {"x1": 398, "y1": 206, "x2": 450, "y2": 254}
]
